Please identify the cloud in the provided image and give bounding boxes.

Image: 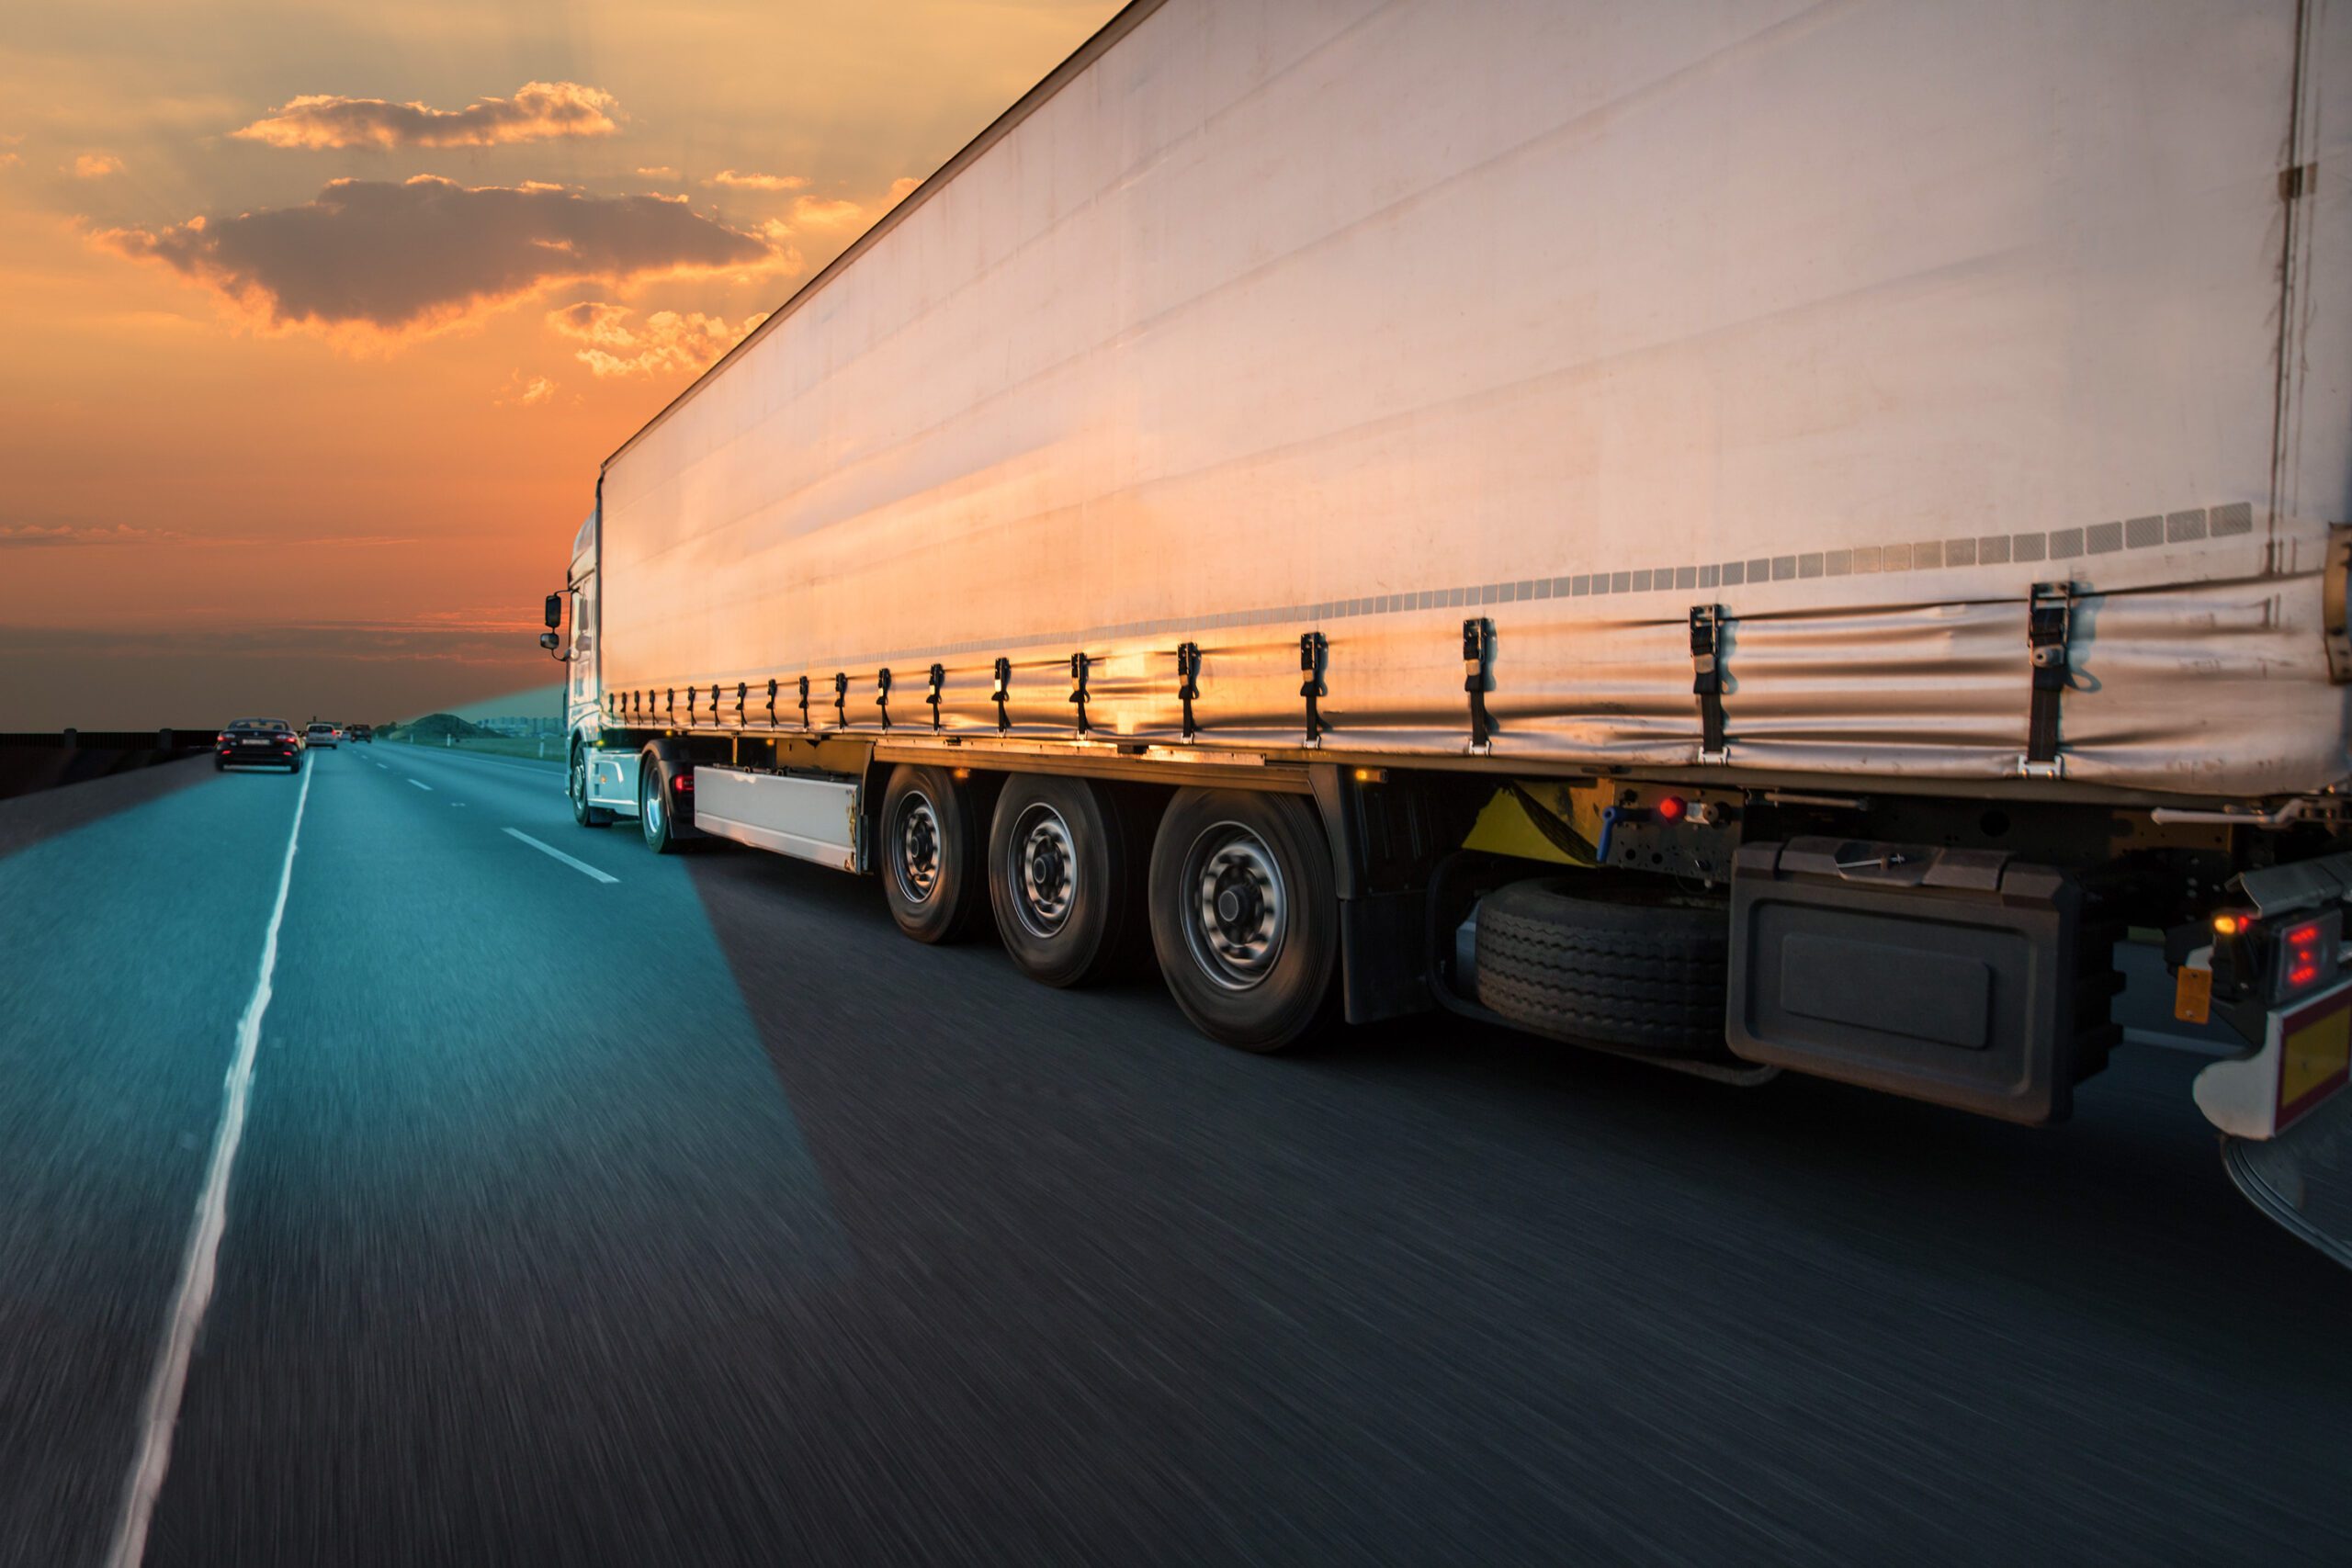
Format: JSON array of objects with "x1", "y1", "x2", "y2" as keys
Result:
[
  {"x1": 546, "y1": 300, "x2": 769, "y2": 378},
  {"x1": 231, "y1": 81, "x2": 620, "y2": 151},
  {"x1": 0, "y1": 522, "x2": 412, "y2": 548},
  {"x1": 0, "y1": 523, "x2": 182, "y2": 547},
  {"x1": 707, "y1": 169, "x2": 808, "y2": 192},
  {"x1": 91, "y1": 175, "x2": 776, "y2": 338},
  {"x1": 496, "y1": 371, "x2": 556, "y2": 406},
  {"x1": 888, "y1": 175, "x2": 921, "y2": 204},
  {"x1": 73, "y1": 152, "x2": 124, "y2": 178},
  {"x1": 786, "y1": 195, "x2": 868, "y2": 230},
  {"x1": 636, "y1": 165, "x2": 679, "y2": 180}
]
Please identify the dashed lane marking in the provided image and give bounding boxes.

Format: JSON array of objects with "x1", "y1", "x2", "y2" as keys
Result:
[
  {"x1": 503, "y1": 827, "x2": 619, "y2": 885},
  {"x1": 105, "y1": 755, "x2": 312, "y2": 1568},
  {"x1": 407, "y1": 779, "x2": 432, "y2": 792}
]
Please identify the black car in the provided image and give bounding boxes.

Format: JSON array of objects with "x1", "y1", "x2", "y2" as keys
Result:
[
  {"x1": 217, "y1": 719, "x2": 302, "y2": 773},
  {"x1": 348, "y1": 724, "x2": 373, "y2": 743}
]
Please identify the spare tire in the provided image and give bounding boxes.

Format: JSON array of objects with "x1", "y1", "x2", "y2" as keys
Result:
[{"x1": 1473, "y1": 874, "x2": 1729, "y2": 1055}]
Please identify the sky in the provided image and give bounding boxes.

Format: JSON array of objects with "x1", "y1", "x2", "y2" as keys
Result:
[{"x1": 0, "y1": 0, "x2": 1121, "y2": 728}]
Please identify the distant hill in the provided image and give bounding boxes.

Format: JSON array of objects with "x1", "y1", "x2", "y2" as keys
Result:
[
  {"x1": 440, "y1": 685, "x2": 564, "y2": 727},
  {"x1": 391, "y1": 712, "x2": 493, "y2": 741}
]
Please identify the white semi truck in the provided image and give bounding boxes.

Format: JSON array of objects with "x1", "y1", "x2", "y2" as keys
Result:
[{"x1": 545, "y1": 0, "x2": 2352, "y2": 1262}]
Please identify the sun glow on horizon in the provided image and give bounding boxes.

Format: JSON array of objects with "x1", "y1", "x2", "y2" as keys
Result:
[{"x1": 0, "y1": 1, "x2": 1121, "y2": 728}]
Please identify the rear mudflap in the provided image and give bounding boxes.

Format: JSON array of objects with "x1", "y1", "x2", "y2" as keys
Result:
[{"x1": 2222, "y1": 1086, "x2": 2352, "y2": 1270}]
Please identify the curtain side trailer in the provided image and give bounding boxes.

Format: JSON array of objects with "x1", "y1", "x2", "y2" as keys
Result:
[{"x1": 542, "y1": 0, "x2": 2352, "y2": 1262}]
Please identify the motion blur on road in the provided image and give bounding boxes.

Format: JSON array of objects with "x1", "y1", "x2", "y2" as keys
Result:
[{"x1": 2, "y1": 743, "x2": 2346, "y2": 1566}]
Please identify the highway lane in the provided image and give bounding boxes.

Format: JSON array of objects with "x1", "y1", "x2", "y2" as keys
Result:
[
  {"x1": 150, "y1": 742, "x2": 839, "y2": 1566},
  {"x1": 0, "y1": 759, "x2": 302, "y2": 1568},
  {"x1": 2, "y1": 739, "x2": 2348, "y2": 1565}
]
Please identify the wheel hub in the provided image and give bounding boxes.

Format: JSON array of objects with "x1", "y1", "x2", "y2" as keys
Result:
[
  {"x1": 1184, "y1": 825, "x2": 1286, "y2": 989},
  {"x1": 893, "y1": 794, "x2": 943, "y2": 904},
  {"x1": 1012, "y1": 805, "x2": 1077, "y2": 936}
]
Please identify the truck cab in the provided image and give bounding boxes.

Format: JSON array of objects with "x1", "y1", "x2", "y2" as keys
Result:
[{"x1": 551, "y1": 508, "x2": 643, "y2": 828}]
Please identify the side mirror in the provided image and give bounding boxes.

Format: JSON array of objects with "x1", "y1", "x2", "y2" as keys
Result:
[
  {"x1": 544, "y1": 592, "x2": 563, "y2": 629},
  {"x1": 538, "y1": 631, "x2": 561, "y2": 651}
]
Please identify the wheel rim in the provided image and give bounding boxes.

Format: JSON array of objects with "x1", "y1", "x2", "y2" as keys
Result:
[
  {"x1": 890, "y1": 790, "x2": 944, "y2": 905},
  {"x1": 1181, "y1": 822, "x2": 1286, "y2": 990},
  {"x1": 570, "y1": 755, "x2": 587, "y2": 815},
  {"x1": 643, "y1": 771, "x2": 663, "y2": 841},
  {"x1": 1009, "y1": 803, "x2": 1077, "y2": 938}
]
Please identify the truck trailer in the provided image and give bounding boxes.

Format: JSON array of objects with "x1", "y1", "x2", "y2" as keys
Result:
[{"x1": 545, "y1": 0, "x2": 2352, "y2": 1261}]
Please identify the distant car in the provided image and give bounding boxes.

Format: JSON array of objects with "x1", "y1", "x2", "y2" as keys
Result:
[
  {"x1": 217, "y1": 719, "x2": 302, "y2": 773},
  {"x1": 349, "y1": 725, "x2": 373, "y2": 743},
  {"x1": 305, "y1": 722, "x2": 339, "y2": 749}
]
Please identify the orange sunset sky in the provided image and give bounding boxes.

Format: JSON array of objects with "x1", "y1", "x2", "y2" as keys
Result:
[{"x1": 0, "y1": 0, "x2": 1121, "y2": 729}]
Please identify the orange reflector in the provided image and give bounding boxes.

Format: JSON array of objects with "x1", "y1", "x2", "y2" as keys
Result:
[
  {"x1": 2213, "y1": 913, "x2": 2245, "y2": 937},
  {"x1": 2174, "y1": 965, "x2": 2212, "y2": 1025},
  {"x1": 1656, "y1": 795, "x2": 1687, "y2": 823}
]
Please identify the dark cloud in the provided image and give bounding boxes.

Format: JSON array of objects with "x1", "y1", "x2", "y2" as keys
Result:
[
  {"x1": 232, "y1": 82, "x2": 620, "y2": 150},
  {"x1": 0, "y1": 523, "x2": 188, "y2": 547},
  {"x1": 93, "y1": 176, "x2": 775, "y2": 333},
  {"x1": 0, "y1": 523, "x2": 412, "y2": 548}
]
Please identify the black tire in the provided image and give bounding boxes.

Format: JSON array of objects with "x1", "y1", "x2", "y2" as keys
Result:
[
  {"x1": 1147, "y1": 788, "x2": 1338, "y2": 1054},
  {"x1": 288, "y1": 757, "x2": 302, "y2": 773},
  {"x1": 570, "y1": 743, "x2": 613, "y2": 828},
  {"x1": 880, "y1": 764, "x2": 989, "y2": 943},
  {"x1": 214, "y1": 759, "x2": 226, "y2": 772},
  {"x1": 986, "y1": 774, "x2": 1138, "y2": 987},
  {"x1": 639, "y1": 751, "x2": 684, "y2": 854},
  {"x1": 1473, "y1": 875, "x2": 1729, "y2": 1055}
]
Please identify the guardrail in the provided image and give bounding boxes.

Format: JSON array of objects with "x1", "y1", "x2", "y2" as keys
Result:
[{"x1": 0, "y1": 729, "x2": 223, "y2": 802}]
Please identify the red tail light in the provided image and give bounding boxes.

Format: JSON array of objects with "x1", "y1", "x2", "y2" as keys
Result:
[
  {"x1": 673, "y1": 773, "x2": 694, "y2": 794},
  {"x1": 1656, "y1": 795, "x2": 1687, "y2": 823},
  {"x1": 2285, "y1": 919, "x2": 2328, "y2": 995}
]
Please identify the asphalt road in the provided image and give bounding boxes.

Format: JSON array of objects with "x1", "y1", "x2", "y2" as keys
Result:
[{"x1": 2, "y1": 740, "x2": 2346, "y2": 1567}]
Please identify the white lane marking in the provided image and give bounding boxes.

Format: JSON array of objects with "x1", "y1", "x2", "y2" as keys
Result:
[
  {"x1": 407, "y1": 778, "x2": 433, "y2": 792},
  {"x1": 503, "y1": 827, "x2": 619, "y2": 885},
  {"x1": 106, "y1": 756, "x2": 313, "y2": 1568}
]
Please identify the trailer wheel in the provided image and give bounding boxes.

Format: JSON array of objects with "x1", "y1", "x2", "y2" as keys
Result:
[
  {"x1": 570, "y1": 742, "x2": 613, "y2": 828},
  {"x1": 1148, "y1": 789, "x2": 1337, "y2": 1054},
  {"x1": 986, "y1": 775, "x2": 1138, "y2": 987},
  {"x1": 881, "y1": 764, "x2": 989, "y2": 943},
  {"x1": 1472, "y1": 875, "x2": 1728, "y2": 1055},
  {"x1": 639, "y1": 753, "x2": 684, "y2": 854}
]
